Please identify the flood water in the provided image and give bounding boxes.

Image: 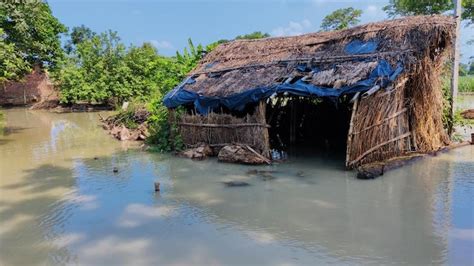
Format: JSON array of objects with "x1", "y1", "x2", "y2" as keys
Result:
[{"x1": 1, "y1": 108, "x2": 473, "y2": 265}]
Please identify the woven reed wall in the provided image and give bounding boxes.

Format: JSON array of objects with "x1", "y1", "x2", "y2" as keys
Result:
[
  {"x1": 178, "y1": 102, "x2": 270, "y2": 157},
  {"x1": 346, "y1": 76, "x2": 413, "y2": 167}
]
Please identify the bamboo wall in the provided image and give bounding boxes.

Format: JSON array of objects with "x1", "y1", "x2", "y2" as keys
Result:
[
  {"x1": 177, "y1": 102, "x2": 271, "y2": 158},
  {"x1": 346, "y1": 77, "x2": 413, "y2": 167}
]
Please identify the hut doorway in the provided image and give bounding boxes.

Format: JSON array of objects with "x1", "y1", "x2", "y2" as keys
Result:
[{"x1": 266, "y1": 96, "x2": 352, "y2": 158}]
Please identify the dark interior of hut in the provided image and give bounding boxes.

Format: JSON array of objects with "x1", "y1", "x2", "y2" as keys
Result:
[{"x1": 266, "y1": 96, "x2": 352, "y2": 160}]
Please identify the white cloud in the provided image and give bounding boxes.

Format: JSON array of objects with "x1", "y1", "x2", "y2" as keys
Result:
[
  {"x1": 52, "y1": 233, "x2": 85, "y2": 248},
  {"x1": 366, "y1": 5, "x2": 378, "y2": 13},
  {"x1": 246, "y1": 230, "x2": 276, "y2": 244},
  {"x1": 118, "y1": 203, "x2": 175, "y2": 228},
  {"x1": 271, "y1": 19, "x2": 313, "y2": 37},
  {"x1": 150, "y1": 40, "x2": 174, "y2": 50}
]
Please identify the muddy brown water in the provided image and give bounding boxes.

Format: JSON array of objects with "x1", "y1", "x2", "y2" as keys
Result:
[{"x1": 0, "y1": 108, "x2": 473, "y2": 265}]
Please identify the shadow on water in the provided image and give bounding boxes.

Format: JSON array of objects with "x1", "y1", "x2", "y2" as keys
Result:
[
  {"x1": 0, "y1": 139, "x2": 12, "y2": 146},
  {"x1": 1, "y1": 126, "x2": 31, "y2": 136},
  {"x1": 0, "y1": 164, "x2": 76, "y2": 265},
  {"x1": 3, "y1": 164, "x2": 74, "y2": 193}
]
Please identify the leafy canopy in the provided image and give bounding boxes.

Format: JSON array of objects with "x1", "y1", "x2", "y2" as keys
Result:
[
  {"x1": 205, "y1": 32, "x2": 270, "y2": 52},
  {"x1": 235, "y1": 31, "x2": 270, "y2": 40},
  {"x1": 320, "y1": 7, "x2": 363, "y2": 31},
  {"x1": 0, "y1": 0, "x2": 66, "y2": 80},
  {"x1": 58, "y1": 26, "x2": 203, "y2": 106},
  {"x1": 383, "y1": 0, "x2": 474, "y2": 24},
  {"x1": 64, "y1": 25, "x2": 96, "y2": 54},
  {"x1": 0, "y1": 28, "x2": 29, "y2": 82}
]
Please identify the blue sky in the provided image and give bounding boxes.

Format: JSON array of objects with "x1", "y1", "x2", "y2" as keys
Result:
[{"x1": 49, "y1": 0, "x2": 473, "y2": 63}]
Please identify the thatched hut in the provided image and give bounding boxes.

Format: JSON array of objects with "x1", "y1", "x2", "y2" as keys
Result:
[{"x1": 164, "y1": 15, "x2": 455, "y2": 167}]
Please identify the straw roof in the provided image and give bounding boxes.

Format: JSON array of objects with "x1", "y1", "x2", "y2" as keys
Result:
[{"x1": 183, "y1": 15, "x2": 454, "y2": 98}]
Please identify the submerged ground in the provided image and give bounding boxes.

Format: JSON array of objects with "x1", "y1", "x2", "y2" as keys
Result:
[{"x1": 0, "y1": 107, "x2": 473, "y2": 265}]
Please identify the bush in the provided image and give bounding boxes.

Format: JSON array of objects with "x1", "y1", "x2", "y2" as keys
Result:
[
  {"x1": 145, "y1": 98, "x2": 184, "y2": 152},
  {"x1": 58, "y1": 31, "x2": 179, "y2": 105},
  {"x1": 459, "y1": 75, "x2": 474, "y2": 93},
  {"x1": 441, "y1": 72, "x2": 474, "y2": 134}
]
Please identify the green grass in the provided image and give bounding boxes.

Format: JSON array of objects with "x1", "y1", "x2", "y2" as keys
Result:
[{"x1": 459, "y1": 75, "x2": 474, "y2": 93}]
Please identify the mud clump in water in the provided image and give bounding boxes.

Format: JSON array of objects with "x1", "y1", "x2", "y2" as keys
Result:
[
  {"x1": 247, "y1": 169, "x2": 277, "y2": 181},
  {"x1": 222, "y1": 181, "x2": 251, "y2": 187}
]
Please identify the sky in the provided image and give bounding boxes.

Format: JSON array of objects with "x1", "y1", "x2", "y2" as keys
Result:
[{"x1": 48, "y1": 0, "x2": 473, "y2": 63}]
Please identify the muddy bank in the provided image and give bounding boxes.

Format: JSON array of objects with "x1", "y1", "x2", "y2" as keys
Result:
[
  {"x1": 49, "y1": 103, "x2": 113, "y2": 113},
  {"x1": 461, "y1": 109, "x2": 474, "y2": 119},
  {"x1": 100, "y1": 107, "x2": 150, "y2": 141}
]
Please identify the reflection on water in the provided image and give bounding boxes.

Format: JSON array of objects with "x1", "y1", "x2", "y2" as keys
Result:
[{"x1": 0, "y1": 108, "x2": 473, "y2": 265}]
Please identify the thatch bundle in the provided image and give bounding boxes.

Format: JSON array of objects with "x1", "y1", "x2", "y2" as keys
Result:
[{"x1": 171, "y1": 15, "x2": 454, "y2": 166}]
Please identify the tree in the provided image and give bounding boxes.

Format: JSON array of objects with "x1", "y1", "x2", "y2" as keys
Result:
[
  {"x1": 0, "y1": 0, "x2": 67, "y2": 78},
  {"x1": 176, "y1": 38, "x2": 205, "y2": 75},
  {"x1": 383, "y1": 0, "x2": 474, "y2": 24},
  {"x1": 469, "y1": 61, "x2": 474, "y2": 75},
  {"x1": 0, "y1": 28, "x2": 29, "y2": 83},
  {"x1": 235, "y1": 31, "x2": 270, "y2": 40},
  {"x1": 206, "y1": 39, "x2": 229, "y2": 52},
  {"x1": 320, "y1": 7, "x2": 363, "y2": 31},
  {"x1": 206, "y1": 32, "x2": 270, "y2": 52},
  {"x1": 58, "y1": 29, "x2": 191, "y2": 105},
  {"x1": 59, "y1": 30, "x2": 128, "y2": 103},
  {"x1": 64, "y1": 25, "x2": 96, "y2": 54},
  {"x1": 459, "y1": 63, "x2": 469, "y2": 75}
]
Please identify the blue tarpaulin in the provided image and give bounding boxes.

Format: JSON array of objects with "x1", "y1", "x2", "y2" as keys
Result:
[
  {"x1": 344, "y1": 40, "x2": 379, "y2": 54},
  {"x1": 163, "y1": 59, "x2": 403, "y2": 114}
]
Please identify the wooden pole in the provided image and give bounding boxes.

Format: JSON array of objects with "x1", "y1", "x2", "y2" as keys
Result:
[
  {"x1": 449, "y1": 0, "x2": 462, "y2": 135},
  {"x1": 257, "y1": 101, "x2": 271, "y2": 159},
  {"x1": 346, "y1": 92, "x2": 360, "y2": 168}
]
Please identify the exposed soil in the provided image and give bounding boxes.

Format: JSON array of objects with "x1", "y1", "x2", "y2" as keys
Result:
[
  {"x1": 100, "y1": 108, "x2": 150, "y2": 141},
  {"x1": 1, "y1": 68, "x2": 58, "y2": 107},
  {"x1": 461, "y1": 109, "x2": 474, "y2": 119}
]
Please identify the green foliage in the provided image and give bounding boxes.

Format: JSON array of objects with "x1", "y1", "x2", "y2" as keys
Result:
[
  {"x1": 146, "y1": 40, "x2": 204, "y2": 151},
  {"x1": 58, "y1": 30, "x2": 184, "y2": 105},
  {"x1": 0, "y1": 28, "x2": 29, "y2": 82},
  {"x1": 205, "y1": 39, "x2": 229, "y2": 52},
  {"x1": 235, "y1": 31, "x2": 270, "y2": 40},
  {"x1": 64, "y1": 25, "x2": 96, "y2": 54},
  {"x1": 459, "y1": 75, "x2": 474, "y2": 92},
  {"x1": 59, "y1": 30, "x2": 126, "y2": 103},
  {"x1": 146, "y1": 99, "x2": 185, "y2": 152},
  {"x1": 111, "y1": 101, "x2": 145, "y2": 129},
  {"x1": 441, "y1": 73, "x2": 474, "y2": 131},
  {"x1": 146, "y1": 98, "x2": 172, "y2": 151},
  {"x1": 175, "y1": 39, "x2": 205, "y2": 74},
  {"x1": 460, "y1": 63, "x2": 468, "y2": 76},
  {"x1": 320, "y1": 7, "x2": 363, "y2": 31},
  {"x1": 205, "y1": 32, "x2": 270, "y2": 53},
  {"x1": 383, "y1": 0, "x2": 474, "y2": 24},
  {"x1": 0, "y1": 0, "x2": 67, "y2": 78},
  {"x1": 441, "y1": 74, "x2": 454, "y2": 131},
  {"x1": 469, "y1": 62, "x2": 474, "y2": 75}
]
